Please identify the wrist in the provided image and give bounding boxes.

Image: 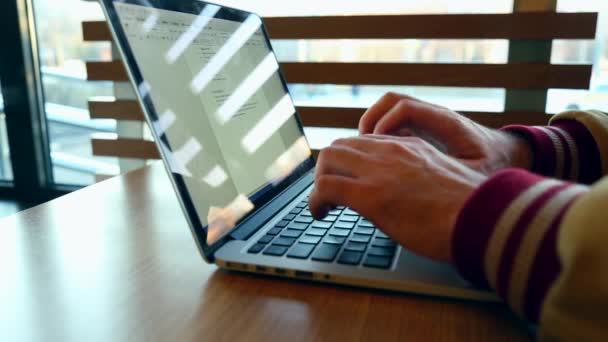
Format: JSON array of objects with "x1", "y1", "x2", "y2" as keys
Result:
[
  {"x1": 508, "y1": 133, "x2": 534, "y2": 170},
  {"x1": 487, "y1": 131, "x2": 533, "y2": 173}
]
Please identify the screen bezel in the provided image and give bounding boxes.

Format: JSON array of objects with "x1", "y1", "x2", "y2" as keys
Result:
[{"x1": 100, "y1": 0, "x2": 315, "y2": 260}]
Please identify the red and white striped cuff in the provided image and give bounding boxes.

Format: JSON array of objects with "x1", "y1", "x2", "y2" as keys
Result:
[
  {"x1": 452, "y1": 169, "x2": 588, "y2": 322},
  {"x1": 502, "y1": 120, "x2": 601, "y2": 184}
]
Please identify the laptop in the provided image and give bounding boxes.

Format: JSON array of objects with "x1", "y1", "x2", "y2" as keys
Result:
[{"x1": 100, "y1": 0, "x2": 496, "y2": 301}]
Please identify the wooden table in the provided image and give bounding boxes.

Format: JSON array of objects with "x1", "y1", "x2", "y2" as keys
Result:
[{"x1": 0, "y1": 163, "x2": 532, "y2": 341}]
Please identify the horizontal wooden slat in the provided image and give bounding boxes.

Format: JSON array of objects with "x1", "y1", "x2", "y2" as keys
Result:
[
  {"x1": 297, "y1": 107, "x2": 550, "y2": 129},
  {"x1": 95, "y1": 174, "x2": 115, "y2": 183},
  {"x1": 83, "y1": 13, "x2": 597, "y2": 41},
  {"x1": 89, "y1": 99, "x2": 144, "y2": 121},
  {"x1": 86, "y1": 61, "x2": 592, "y2": 89},
  {"x1": 92, "y1": 137, "x2": 160, "y2": 159},
  {"x1": 86, "y1": 61, "x2": 129, "y2": 81},
  {"x1": 280, "y1": 63, "x2": 592, "y2": 89},
  {"x1": 265, "y1": 13, "x2": 597, "y2": 40},
  {"x1": 82, "y1": 21, "x2": 112, "y2": 42},
  {"x1": 85, "y1": 99, "x2": 551, "y2": 128}
]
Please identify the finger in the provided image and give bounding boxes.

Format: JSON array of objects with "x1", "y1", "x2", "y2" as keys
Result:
[
  {"x1": 315, "y1": 145, "x2": 371, "y2": 179},
  {"x1": 308, "y1": 175, "x2": 365, "y2": 219},
  {"x1": 365, "y1": 132, "x2": 449, "y2": 154},
  {"x1": 372, "y1": 99, "x2": 458, "y2": 147},
  {"x1": 330, "y1": 136, "x2": 389, "y2": 155},
  {"x1": 358, "y1": 92, "x2": 425, "y2": 135}
]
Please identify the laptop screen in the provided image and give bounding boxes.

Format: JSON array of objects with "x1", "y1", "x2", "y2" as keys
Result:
[{"x1": 111, "y1": 1, "x2": 312, "y2": 246}]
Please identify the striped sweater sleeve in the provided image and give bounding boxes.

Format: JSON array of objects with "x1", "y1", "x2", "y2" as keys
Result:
[
  {"x1": 502, "y1": 115, "x2": 605, "y2": 184},
  {"x1": 452, "y1": 110, "x2": 608, "y2": 324}
]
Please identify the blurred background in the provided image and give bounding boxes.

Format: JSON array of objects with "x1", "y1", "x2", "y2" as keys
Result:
[{"x1": 1, "y1": 0, "x2": 604, "y2": 186}]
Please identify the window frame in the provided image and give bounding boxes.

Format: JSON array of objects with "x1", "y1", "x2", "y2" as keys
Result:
[{"x1": 0, "y1": 0, "x2": 79, "y2": 205}]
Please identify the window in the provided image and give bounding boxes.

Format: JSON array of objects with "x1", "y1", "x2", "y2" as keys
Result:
[
  {"x1": 32, "y1": 0, "x2": 117, "y2": 185},
  {"x1": 548, "y1": 0, "x2": 608, "y2": 113},
  {"x1": 213, "y1": 0, "x2": 514, "y2": 148},
  {"x1": 22, "y1": 0, "x2": 608, "y2": 185},
  {"x1": 0, "y1": 80, "x2": 13, "y2": 181}
]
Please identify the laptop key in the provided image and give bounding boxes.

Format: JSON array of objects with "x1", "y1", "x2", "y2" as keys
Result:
[
  {"x1": 311, "y1": 220, "x2": 332, "y2": 229},
  {"x1": 354, "y1": 227, "x2": 375, "y2": 235},
  {"x1": 321, "y1": 215, "x2": 338, "y2": 222},
  {"x1": 358, "y1": 221, "x2": 375, "y2": 228},
  {"x1": 334, "y1": 221, "x2": 355, "y2": 229},
  {"x1": 323, "y1": 235, "x2": 346, "y2": 245},
  {"x1": 376, "y1": 231, "x2": 390, "y2": 239},
  {"x1": 287, "y1": 222, "x2": 309, "y2": 230},
  {"x1": 299, "y1": 235, "x2": 322, "y2": 244},
  {"x1": 339, "y1": 215, "x2": 358, "y2": 222},
  {"x1": 328, "y1": 208, "x2": 342, "y2": 216},
  {"x1": 329, "y1": 228, "x2": 350, "y2": 237},
  {"x1": 344, "y1": 241, "x2": 367, "y2": 252},
  {"x1": 372, "y1": 238, "x2": 397, "y2": 248},
  {"x1": 363, "y1": 255, "x2": 393, "y2": 269},
  {"x1": 290, "y1": 207, "x2": 303, "y2": 215},
  {"x1": 300, "y1": 209, "x2": 313, "y2": 217},
  {"x1": 267, "y1": 227, "x2": 282, "y2": 236},
  {"x1": 283, "y1": 214, "x2": 296, "y2": 221},
  {"x1": 343, "y1": 208, "x2": 359, "y2": 216},
  {"x1": 295, "y1": 216, "x2": 313, "y2": 224},
  {"x1": 311, "y1": 243, "x2": 340, "y2": 262},
  {"x1": 273, "y1": 237, "x2": 297, "y2": 247},
  {"x1": 306, "y1": 228, "x2": 328, "y2": 236},
  {"x1": 280, "y1": 229, "x2": 303, "y2": 238},
  {"x1": 248, "y1": 243, "x2": 265, "y2": 254},
  {"x1": 275, "y1": 220, "x2": 290, "y2": 228},
  {"x1": 263, "y1": 245, "x2": 288, "y2": 256},
  {"x1": 296, "y1": 201, "x2": 307, "y2": 208},
  {"x1": 349, "y1": 233, "x2": 371, "y2": 243},
  {"x1": 287, "y1": 243, "x2": 316, "y2": 259},
  {"x1": 368, "y1": 246, "x2": 395, "y2": 257},
  {"x1": 258, "y1": 235, "x2": 274, "y2": 244},
  {"x1": 338, "y1": 251, "x2": 363, "y2": 265}
]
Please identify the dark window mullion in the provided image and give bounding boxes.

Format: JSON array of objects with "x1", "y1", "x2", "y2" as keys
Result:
[{"x1": 0, "y1": 0, "x2": 55, "y2": 202}]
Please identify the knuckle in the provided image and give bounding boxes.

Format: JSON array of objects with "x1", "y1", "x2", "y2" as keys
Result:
[
  {"x1": 384, "y1": 91, "x2": 402, "y2": 100},
  {"x1": 331, "y1": 138, "x2": 351, "y2": 147},
  {"x1": 385, "y1": 140, "x2": 406, "y2": 153},
  {"x1": 396, "y1": 98, "x2": 413, "y2": 110}
]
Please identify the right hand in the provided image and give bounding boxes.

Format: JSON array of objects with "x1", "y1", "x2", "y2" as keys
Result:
[
  {"x1": 309, "y1": 135, "x2": 485, "y2": 262},
  {"x1": 358, "y1": 92, "x2": 533, "y2": 175}
]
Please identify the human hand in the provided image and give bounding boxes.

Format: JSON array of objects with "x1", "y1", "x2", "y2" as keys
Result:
[
  {"x1": 358, "y1": 92, "x2": 533, "y2": 175},
  {"x1": 308, "y1": 135, "x2": 486, "y2": 263}
]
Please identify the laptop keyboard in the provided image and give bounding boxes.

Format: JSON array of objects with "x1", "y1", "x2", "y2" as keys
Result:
[{"x1": 247, "y1": 198, "x2": 398, "y2": 269}]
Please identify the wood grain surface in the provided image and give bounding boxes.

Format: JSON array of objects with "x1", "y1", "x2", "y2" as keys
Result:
[{"x1": 0, "y1": 163, "x2": 532, "y2": 342}]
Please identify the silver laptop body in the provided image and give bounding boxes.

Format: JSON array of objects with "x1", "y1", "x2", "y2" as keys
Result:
[{"x1": 100, "y1": 0, "x2": 496, "y2": 301}]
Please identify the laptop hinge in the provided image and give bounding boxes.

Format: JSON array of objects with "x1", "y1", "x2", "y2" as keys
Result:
[{"x1": 229, "y1": 170, "x2": 314, "y2": 241}]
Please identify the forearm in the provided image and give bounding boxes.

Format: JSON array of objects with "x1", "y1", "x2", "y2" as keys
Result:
[
  {"x1": 452, "y1": 169, "x2": 587, "y2": 322},
  {"x1": 452, "y1": 169, "x2": 608, "y2": 339}
]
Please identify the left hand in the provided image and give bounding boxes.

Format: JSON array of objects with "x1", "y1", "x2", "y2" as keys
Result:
[
  {"x1": 308, "y1": 135, "x2": 486, "y2": 263},
  {"x1": 358, "y1": 92, "x2": 532, "y2": 175}
]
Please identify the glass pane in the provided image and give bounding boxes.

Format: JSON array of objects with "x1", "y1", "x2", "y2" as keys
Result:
[
  {"x1": 0, "y1": 79, "x2": 13, "y2": 181},
  {"x1": 258, "y1": 0, "x2": 513, "y2": 148},
  {"x1": 216, "y1": 0, "x2": 514, "y2": 16},
  {"x1": 32, "y1": 0, "x2": 118, "y2": 186},
  {"x1": 548, "y1": 1, "x2": 608, "y2": 113}
]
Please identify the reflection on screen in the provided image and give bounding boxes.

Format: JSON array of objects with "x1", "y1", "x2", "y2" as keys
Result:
[{"x1": 114, "y1": 2, "x2": 311, "y2": 244}]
